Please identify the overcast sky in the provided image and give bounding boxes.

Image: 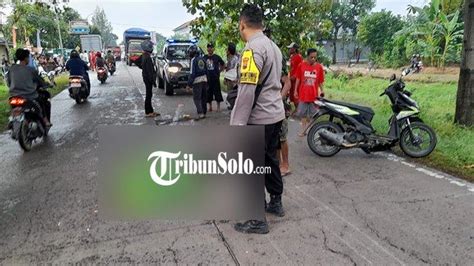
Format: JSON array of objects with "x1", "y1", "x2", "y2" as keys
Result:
[{"x1": 66, "y1": 0, "x2": 429, "y2": 43}]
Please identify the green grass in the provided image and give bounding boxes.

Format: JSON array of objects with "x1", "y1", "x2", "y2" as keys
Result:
[
  {"x1": 325, "y1": 73, "x2": 474, "y2": 181},
  {"x1": 0, "y1": 74, "x2": 69, "y2": 131}
]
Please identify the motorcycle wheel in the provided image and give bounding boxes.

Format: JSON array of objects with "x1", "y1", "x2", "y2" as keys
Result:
[
  {"x1": 399, "y1": 121, "x2": 437, "y2": 158},
  {"x1": 18, "y1": 120, "x2": 33, "y2": 151},
  {"x1": 75, "y1": 96, "x2": 83, "y2": 104},
  {"x1": 307, "y1": 121, "x2": 343, "y2": 157}
]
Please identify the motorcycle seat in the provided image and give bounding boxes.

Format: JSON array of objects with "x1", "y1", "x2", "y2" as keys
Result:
[{"x1": 324, "y1": 99, "x2": 374, "y2": 115}]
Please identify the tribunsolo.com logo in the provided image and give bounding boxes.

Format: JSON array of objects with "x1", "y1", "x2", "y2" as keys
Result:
[{"x1": 148, "y1": 151, "x2": 271, "y2": 187}]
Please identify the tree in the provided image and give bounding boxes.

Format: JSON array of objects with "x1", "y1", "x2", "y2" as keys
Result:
[
  {"x1": 182, "y1": 0, "x2": 333, "y2": 50},
  {"x1": 155, "y1": 32, "x2": 167, "y2": 52},
  {"x1": 408, "y1": 0, "x2": 464, "y2": 67},
  {"x1": 455, "y1": 0, "x2": 474, "y2": 126},
  {"x1": 357, "y1": 10, "x2": 405, "y2": 56},
  {"x1": 5, "y1": 2, "x2": 58, "y2": 48},
  {"x1": 326, "y1": 0, "x2": 375, "y2": 64},
  {"x1": 4, "y1": 1, "x2": 84, "y2": 50},
  {"x1": 91, "y1": 7, "x2": 114, "y2": 48},
  {"x1": 60, "y1": 6, "x2": 81, "y2": 49}
]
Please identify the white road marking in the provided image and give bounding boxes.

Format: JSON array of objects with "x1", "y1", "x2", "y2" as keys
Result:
[{"x1": 381, "y1": 153, "x2": 474, "y2": 194}]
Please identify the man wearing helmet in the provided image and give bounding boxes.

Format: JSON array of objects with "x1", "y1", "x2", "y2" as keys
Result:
[
  {"x1": 137, "y1": 40, "x2": 159, "y2": 117},
  {"x1": 186, "y1": 45, "x2": 208, "y2": 120}
]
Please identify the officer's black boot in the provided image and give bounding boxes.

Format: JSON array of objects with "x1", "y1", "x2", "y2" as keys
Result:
[
  {"x1": 266, "y1": 194, "x2": 285, "y2": 217},
  {"x1": 234, "y1": 219, "x2": 269, "y2": 234}
]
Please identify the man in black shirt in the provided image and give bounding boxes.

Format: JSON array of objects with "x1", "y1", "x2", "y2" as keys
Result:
[
  {"x1": 138, "y1": 40, "x2": 159, "y2": 117},
  {"x1": 203, "y1": 43, "x2": 225, "y2": 112}
]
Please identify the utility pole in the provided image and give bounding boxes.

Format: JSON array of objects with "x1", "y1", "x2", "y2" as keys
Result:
[{"x1": 455, "y1": 0, "x2": 474, "y2": 126}]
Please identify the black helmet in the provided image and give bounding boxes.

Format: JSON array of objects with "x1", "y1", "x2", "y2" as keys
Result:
[
  {"x1": 141, "y1": 40, "x2": 154, "y2": 53},
  {"x1": 70, "y1": 50, "x2": 80, "y2": 59},
  {"x1": 188, "y1": 45, "x2": 198, "y2": 58}
]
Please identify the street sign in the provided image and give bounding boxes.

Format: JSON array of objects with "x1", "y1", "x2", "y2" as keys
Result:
[{"x1": 70, "y1": 20, "x2": 90, "y2": 35}]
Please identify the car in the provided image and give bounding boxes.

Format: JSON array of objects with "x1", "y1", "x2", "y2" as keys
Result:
[{"x1": 155, "y1": 39, "x2": 203, "y2": 96}]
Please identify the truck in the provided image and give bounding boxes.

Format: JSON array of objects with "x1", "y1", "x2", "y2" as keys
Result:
[
  {"x1": 156, "y1": 39, "x2": 201, "y2": 96},
  {"x1": 80, "y1": 35, "x2": 103, "y2": 52},
  {"x1": 123, "y1": 28, "x2": 151, "y2": 66}
]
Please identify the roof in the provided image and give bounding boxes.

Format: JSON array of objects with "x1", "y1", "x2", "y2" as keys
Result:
[
  {"x1": 173, "y1": 19, "x2": 198, "y2": 32},
  {"x1": 124, "y1": 28, "x2": 150, "y2": 34}
]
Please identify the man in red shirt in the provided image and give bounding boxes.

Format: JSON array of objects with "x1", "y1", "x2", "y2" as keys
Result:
[
  {"x1": 287, "y1": 42, "x2": 303, "y2": 110},
  {"x1": 294, "y1": 48, "x2": 325, "y2": 137}
]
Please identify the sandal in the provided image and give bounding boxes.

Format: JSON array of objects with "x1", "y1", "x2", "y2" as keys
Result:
[
  {"x1": 281, "y1": 171, "x2": 292, "y2": 177},
  {"x1": 145, "y1": 112, "x2": 159, "y2": 118}
]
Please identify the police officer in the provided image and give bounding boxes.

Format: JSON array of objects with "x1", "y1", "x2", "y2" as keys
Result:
[{"x1": 231, "y1": 3, "x2": 286, "y2": 234}]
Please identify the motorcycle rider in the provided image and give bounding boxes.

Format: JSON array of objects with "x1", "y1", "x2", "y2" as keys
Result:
[
  {"x1": 7, "y1": 48, "x2": 52, "y2": 127},
  {"x1": 66, "y1": 50, "x2": 91, "y2": 96},
  {"x1": 95, "y1": 52, "x2": 106, "y2": 69},
  {"x1": 106, "y1": 50, "x2": 115, "y2": 67}
]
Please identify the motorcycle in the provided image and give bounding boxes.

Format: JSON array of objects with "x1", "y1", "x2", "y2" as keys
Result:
[
  {"x1": 68, "y1": 75, "x2": 89, "y2": 104},
  {"x1": 108, "y1": 62, "x2": 116, "y2": 76},
  {"x1": 97, "y1": 66, "x2": 108, "y2": 84},
  {"x1": 306, "y1": 72, "x2": 437, "y2": 158},
  {"x1": 7, "y1": 88, "x2": 51, "y2": 151},
  {"x1": 405, "y1": 61, "x2": 423, "y2": 75},
  {"x1": 38, "y1": 65, "x2": 56, "y2": 87}
]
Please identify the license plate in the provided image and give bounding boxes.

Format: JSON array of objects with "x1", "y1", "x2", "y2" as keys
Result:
[
  {"x1": 71, "y1": 83, "x2": 81, "y2": 88},
  {"x1": 9, "y1": 113, "x2": 24, "y2": 122}
]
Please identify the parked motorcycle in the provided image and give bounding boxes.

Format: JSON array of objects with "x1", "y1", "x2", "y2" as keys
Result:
[
  {"x1": 306, "y1": 72, "x2": 437, "y2": 158},
  {"x1": 97, "y1": 67, "x2": 108, "y2": 84},
  {"x1": 38, "y1": 65, "x2": 56, "y2": 87},
  {"x1": 108, "y1": 62, "x2": 116, "y2": 76},
  {"x1": 68, "y1": 75, "x2": 89, "y2": 104},
  {"x1": 7, "y1": 88, "x2": 51, "y2": 151}
]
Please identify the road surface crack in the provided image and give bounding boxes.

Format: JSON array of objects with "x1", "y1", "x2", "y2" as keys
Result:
[
  {"x1": 319, "y1": 168, "x2": 432, "y2": 264},
  {"x1": 364, "y1": 220, "x2": 430, "y2": 264},
  {"x1": 166, "y1": 229, "x2": 182, "y2": 265},
  {"x1": 321, "y1": 228, "x2": 357, "y2": 266},
  {"x1": 212, "y1": 220, "x2": 240, "y2": 266}
]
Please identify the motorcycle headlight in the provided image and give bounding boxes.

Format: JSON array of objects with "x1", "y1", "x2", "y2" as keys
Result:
[{"x1": 168, "y1": 66, "x2": 180, "y2": 74}]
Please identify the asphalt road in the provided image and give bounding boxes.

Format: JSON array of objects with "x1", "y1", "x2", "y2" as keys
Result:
[{"x1": 0, "y1": 63, "x2": 473, "y2": 264}]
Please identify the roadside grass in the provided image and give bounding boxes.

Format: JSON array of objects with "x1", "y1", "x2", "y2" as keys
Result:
[
  {"x1": 0, "y1": 74, "x2": 69, "y2": 131},
  {"x1": 324, "y1": 73, "x2": 474, "y2": 181}
]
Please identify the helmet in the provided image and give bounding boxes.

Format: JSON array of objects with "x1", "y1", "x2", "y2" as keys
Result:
[
  {"x1": 187, "y1": 45, "x2": 198, "y2": 58},
  {"x1": 70, "y1": 50, "x2": 79, "y2": 59},
  {"x1": 141, "y1": 40, "x2": 154, "y2": 53}
]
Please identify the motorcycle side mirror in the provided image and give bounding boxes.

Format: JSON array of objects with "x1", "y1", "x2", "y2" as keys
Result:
[{"x1": 390, "y1": 74, "x2": 396, "y2": 81}]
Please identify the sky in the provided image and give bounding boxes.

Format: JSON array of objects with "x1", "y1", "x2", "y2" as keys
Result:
[{"x1": 64, "y1": 0, "x2": 429, "y2": 43}]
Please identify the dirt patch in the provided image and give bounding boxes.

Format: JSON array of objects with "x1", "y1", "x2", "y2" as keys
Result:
[{"x1": 329, "y1": 64, "x2": 459, "y2": 84}]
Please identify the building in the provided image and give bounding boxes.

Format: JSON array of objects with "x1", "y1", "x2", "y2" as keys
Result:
[
  {"x1": 172, "y1": 19, "x2": 198, "y2": 37},
  {"x1": 322, "y1": 38, "x2": 371, "y2": 64}
]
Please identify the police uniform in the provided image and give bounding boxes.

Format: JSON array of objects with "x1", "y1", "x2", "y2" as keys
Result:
[{"x1": 230, "y1": 31, "x2": 285, "y2": 198}]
